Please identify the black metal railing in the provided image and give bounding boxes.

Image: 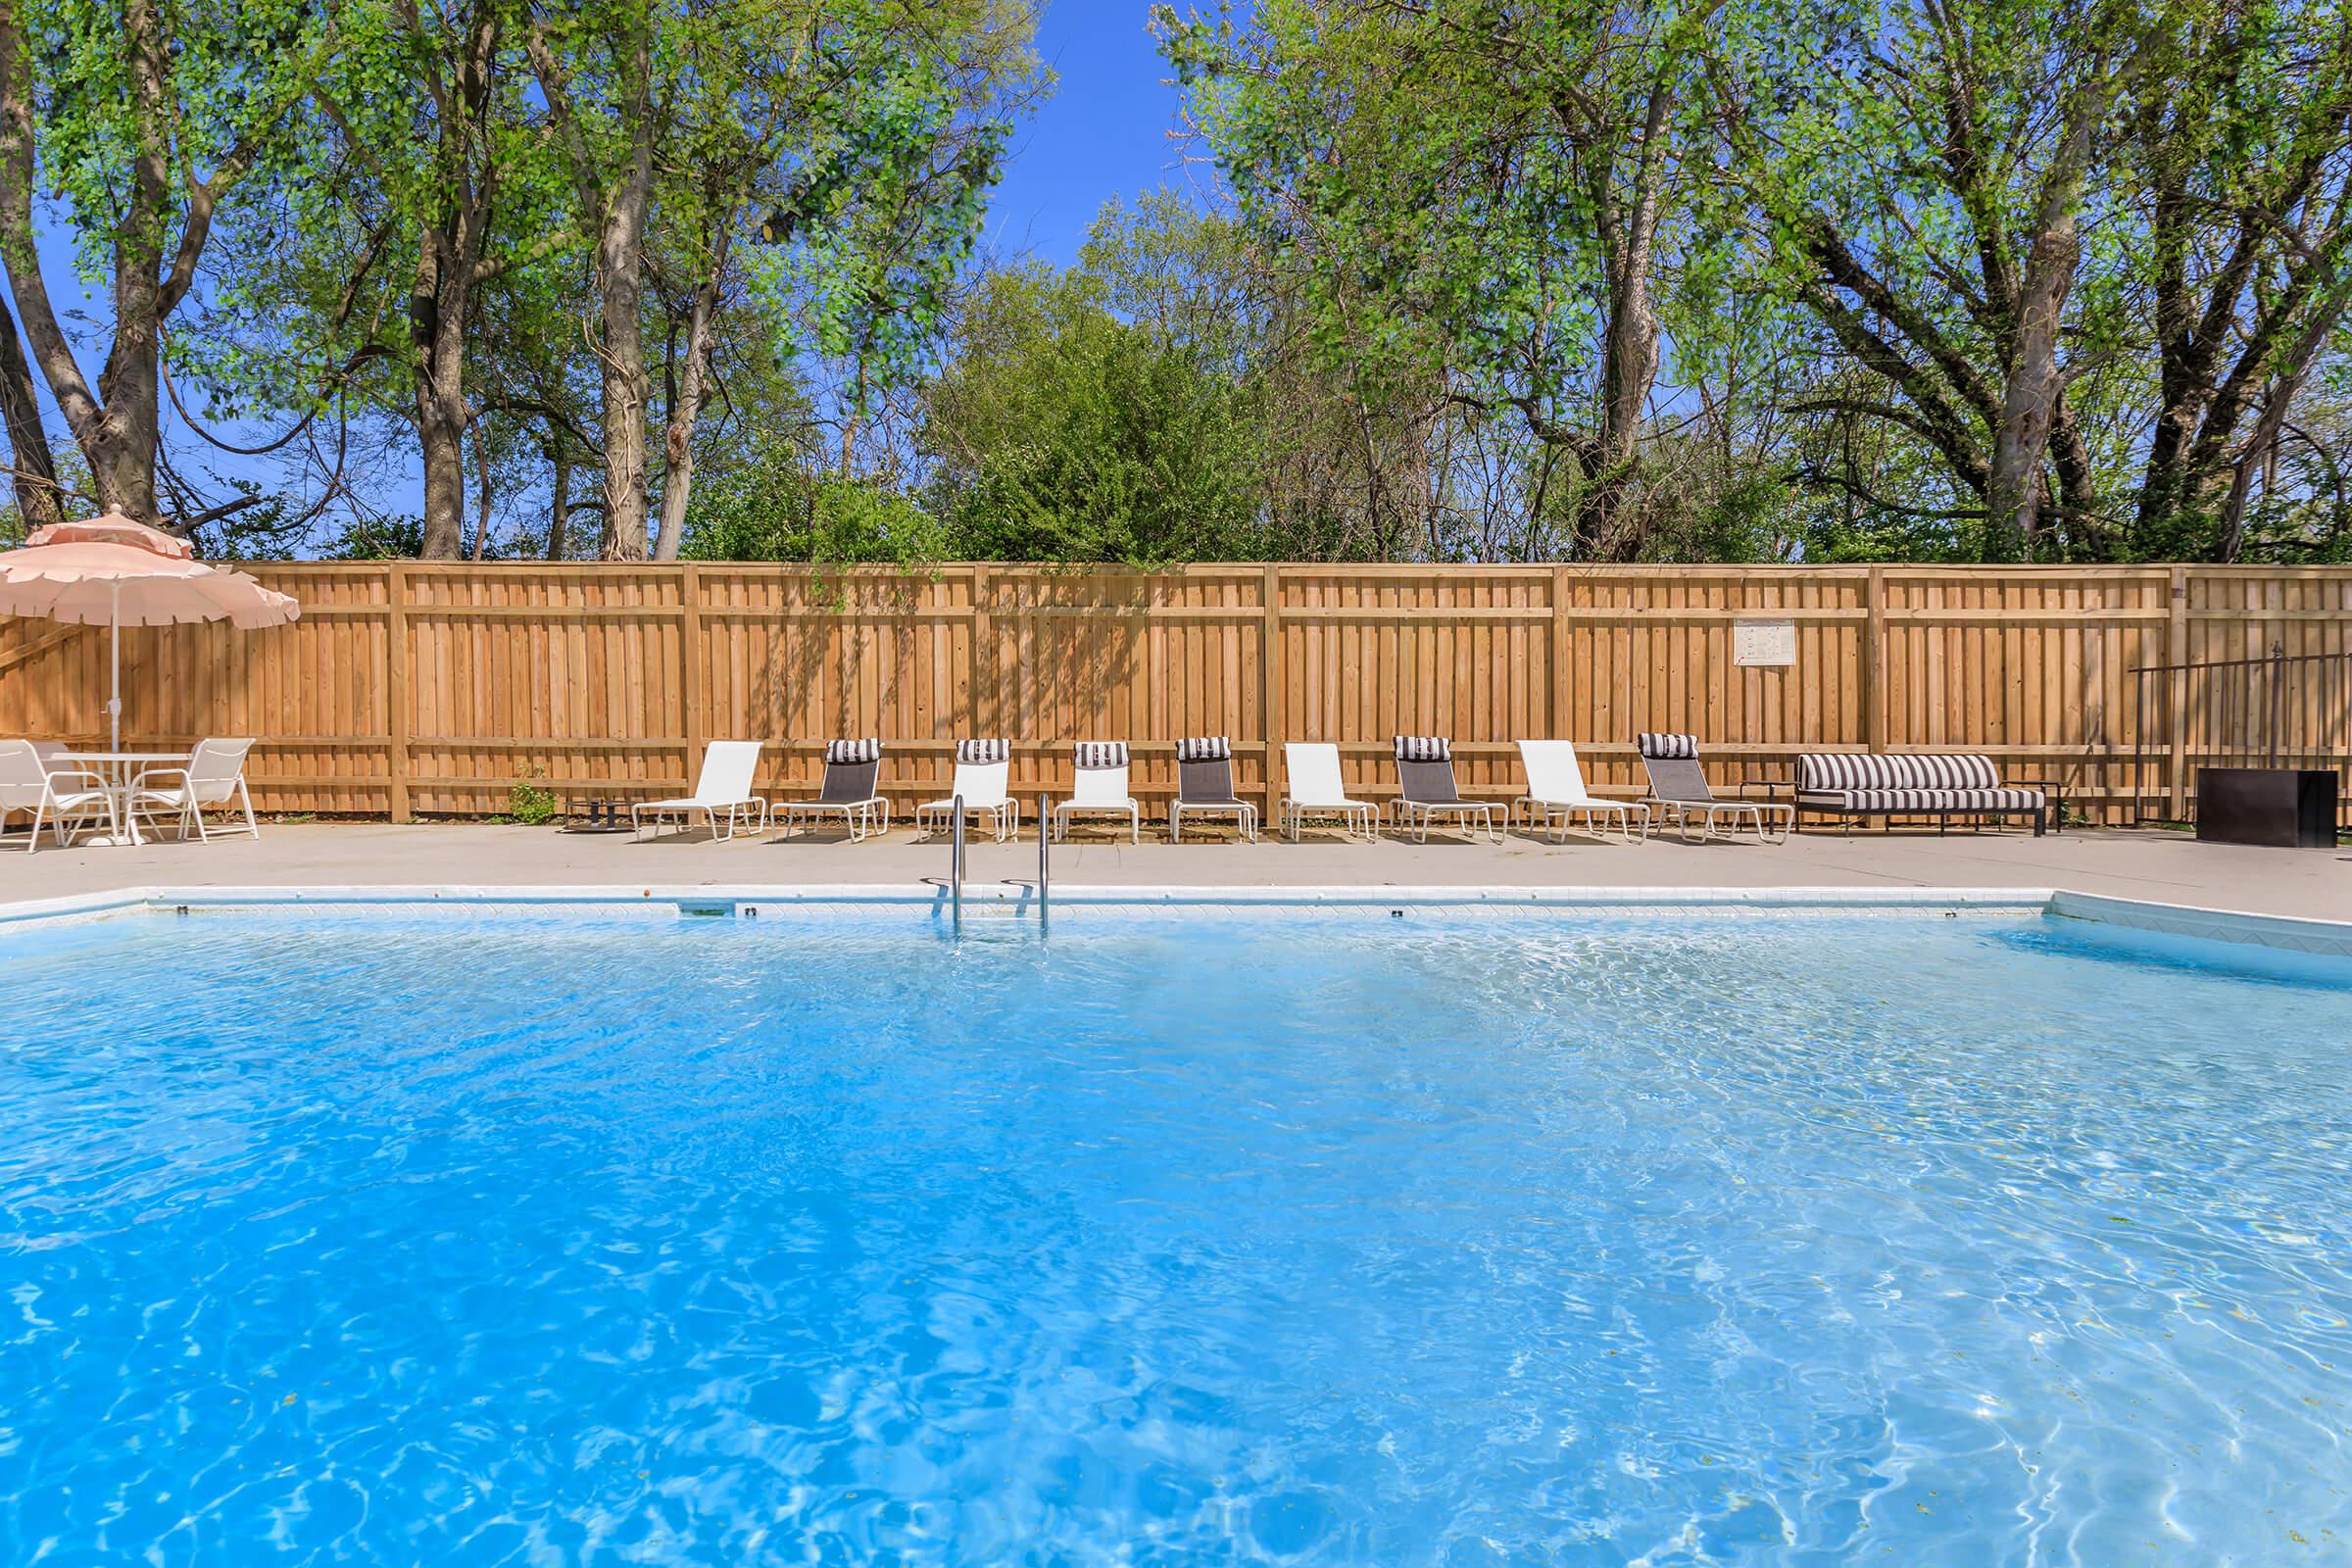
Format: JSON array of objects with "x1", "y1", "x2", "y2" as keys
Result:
[{"x1": 2130, "y1": 647, "x2": 2352, "y2": 826}]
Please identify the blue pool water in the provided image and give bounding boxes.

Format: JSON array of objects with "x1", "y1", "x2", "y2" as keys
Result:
[{"x1": 2, "y1": 907, "x2": 2349, "y2": 1565}]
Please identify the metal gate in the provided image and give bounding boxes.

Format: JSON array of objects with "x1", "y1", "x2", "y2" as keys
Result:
[{"x1": 2131, "y1": 648, "x2": 2352, "y2": 827}]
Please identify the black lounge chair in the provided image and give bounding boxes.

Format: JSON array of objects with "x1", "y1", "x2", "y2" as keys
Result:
[
  {"x1": 777, "y1": 739, "x2": 890, "y2": 841},
  {"x1": 1171, "y1": 736, "x2": 1257, "y2": 842},
  {"x1": 1636, "y1": 733, "x2": 1791, "y2": 842},
  {"x1": 1388, "y1": 736, "x2": 1501, "y2": 843}
]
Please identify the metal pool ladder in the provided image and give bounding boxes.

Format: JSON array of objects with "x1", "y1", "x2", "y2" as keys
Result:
[
  {"x1": 943, "y1": 792, "x2": 1053, "y2": 934},
  {"x1": 1036, "y1": 791, "x2": 1050, "y2": 930},
  {"x1": 949, "y1": 794, "x2": 964, "y2": 933}
]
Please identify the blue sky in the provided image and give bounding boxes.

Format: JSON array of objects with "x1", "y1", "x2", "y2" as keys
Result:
[{"x1": 987, "y1": 2, "x2": 1209, "y2": 265}]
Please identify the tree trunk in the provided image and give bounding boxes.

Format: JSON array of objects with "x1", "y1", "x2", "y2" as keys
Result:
[
  {"x1": 588, "y1": 24, "x2": 656, "y2": 563},
  {"x1": 547, "y1": 450, "x2": 571, "y2": 559},
  {"x1": 416, "y1": 399, "x2": 467, "y2": 559},
  {"x1": 593, "y1": 190, "x2": 650, "y2": 560},
  {"x1": 396, "y1": 2, "x2": 504, "y2": 561},
  {"x1": 1, "y1": 0, "x2": 304, "y2": 527},
  {"x1": 1588, "y1": 76, "x2": 1671, "y2": 562},
  {"x1": 469, "y1": 415, "x2": 494, "y2": 561},
  {"x1": 0, "y1": 0, "x2": 153, "y2": 517},
  {"x1": 1984, "y1": 27, "x2": 2155, "y2": 556},
  {"x1": 0, "y1": 295, "x2": 59, "y2": 529},
  {"x1": 653, "y1": 228, "x2": 725, "y2": 561},
  {"x1": 1984, "y1": 162, "x2": 2089, "y2": 555},
  {"x1": 1984, "y1": 270, "x2": 2069, "y2": 553},
  {"x1": 412, "y1": 239, "x2": 471, "y2": 559}
]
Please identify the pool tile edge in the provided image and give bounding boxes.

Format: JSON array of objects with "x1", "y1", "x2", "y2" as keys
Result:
[
  {"x1": 4, "y1": 886, "x2": 2344, "y2": 960},
  {"x1": 2047, "y1": 890, "x2": 2352, "y2": 961}
]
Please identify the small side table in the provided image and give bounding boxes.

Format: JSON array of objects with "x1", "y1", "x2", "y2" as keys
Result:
[{"x1": 564, "y1": 798, "x2": 637, "y2": 834}]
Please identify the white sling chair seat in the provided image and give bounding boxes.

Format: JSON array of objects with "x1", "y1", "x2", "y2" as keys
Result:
[
  {"x1": 1052, "y1": 743, "x2": 1139, "y2": 842},
  {"x1": 917, "y1": 741, "x2": 1019, "y2": 842},
  {"x1": 1512, "y1": 740, "x2": 1648, "y2": 843},
  {"x1": 0, "y1": 739, "x2": 118, "y2": 852},
  {"x1": 125, "y1": 736, "x2": 261, "y2": 843},
  {"x1": 1278, "y1": 742, "x2": 1375, "y2": 841},
  {"x1": 633, "y1": 740, "x2": 768, "y2": 841}
]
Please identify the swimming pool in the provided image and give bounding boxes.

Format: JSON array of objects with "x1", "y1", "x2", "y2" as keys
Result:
[{"x1": 2, "y1": 906, "x2": 2347, "y2": 1563}]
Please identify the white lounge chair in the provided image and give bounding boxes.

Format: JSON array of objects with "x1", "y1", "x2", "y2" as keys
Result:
[
  {"x1": 126, "y1": 737, "x2": 260, "y2": 842},
  {"x1": 777, "y1": 739, "x2": 891, "y2": 841},
  {"x1": 1171, "y1": 736, "x2": 1256, "y2": 842},
  {"x1": 1053, "y1": 742, "x2": 1139, "y2": 842},
  {"x1": 0, "y1": 738, "x2": 118, "y2": 852},
  {"x1": 1278, "y1": 742, "x2": 1375, "y2": 841},
  {"x1": 632, "y1": 740, "x2": 768, "y2": 841},
  {"x1": 917, "y1": 739, "x2": 1018, "y2": 842},
  {"x1": 1512, "y1": 740, "x2": 1648, "y2": 843}
]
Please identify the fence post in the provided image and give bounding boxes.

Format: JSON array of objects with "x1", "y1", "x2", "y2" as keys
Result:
[
  {"x1": 681, "y1": 562, "x2": 705, "y2": 785},
  {"x1": 2167, "y1": 565, "x2": 2188, "y2": 819},
  {"x1": 1864, "y1": 564, "x2": 1886, "y2": 754},
  {"x1": 1551, "y1": 564, "x2": 1570, "y2": 743},
  {"x1": 386, "y1": 561, "x2": 411, "y2": 823},
  {"x1": 1261, "y1": 564, "x2": 1283, "y2": 819},
  {"x1": 971, "y1": 564, "x2": 994, "y2": 738}
]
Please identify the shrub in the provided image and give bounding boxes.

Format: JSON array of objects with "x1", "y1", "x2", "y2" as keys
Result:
[{"x1": 508, "y1": 769, "x2": 559, "y2": 826}]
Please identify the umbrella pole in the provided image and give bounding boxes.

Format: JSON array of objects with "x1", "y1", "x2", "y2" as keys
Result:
[{"x1": 109, "y1": 583, "x2": 122, "y2": 753}]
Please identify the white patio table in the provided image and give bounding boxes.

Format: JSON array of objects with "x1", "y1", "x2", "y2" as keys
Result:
[{"x1": 50, "y1": 750, "x2": 188, "y2": 846}]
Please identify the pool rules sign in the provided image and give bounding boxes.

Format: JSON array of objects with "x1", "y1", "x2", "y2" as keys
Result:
[{"x1": 1734, "y1": 618, "x2": 1797, "y2": 667}]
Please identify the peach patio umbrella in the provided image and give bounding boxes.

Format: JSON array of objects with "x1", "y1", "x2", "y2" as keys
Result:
[{"x1": 0, "y1": 512, "x2": 300, "y2": 751}]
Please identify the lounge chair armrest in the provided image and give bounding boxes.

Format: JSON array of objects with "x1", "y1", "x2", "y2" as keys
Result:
[
  {"x1": 41, "y1": 765, "x2": 115, "y2": 790},
  {"x1": 127, "y1": 765, "x2": 191, "y2": 791}
]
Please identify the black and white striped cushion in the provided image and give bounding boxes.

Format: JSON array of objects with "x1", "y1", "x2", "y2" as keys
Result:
[
  {"x1": 1074, "y1": 741, "x2": 1129, "y2": 769},
  {"x1": 1393, "y1": 735, "x2": 1450, "y2": 761},
  {"x1": 1805, "y1": 787, "x2": 2044, "y2": 813},
  {"x1": 825, "y1": 738, "x2": 880, "y2": 764},
  {"x1": 1638, "y1": 733, "x2": 1698, "y2": 760},
  {"x1": 1798, "y1": 753, "x2": 1888, "y2": 792},
  {"x1": 1800, "y1": 753, "x2": 2004, "y2": 793},
  {"x1": 1175, "y1": 736, "x2": 1230, "y2": 761},
  {"x1": 956, "y1": 738, "x2": 1009, "y2": 763},
  {"x1": 1899, "y1": 754, "x2": 1999, "y2": 791}
]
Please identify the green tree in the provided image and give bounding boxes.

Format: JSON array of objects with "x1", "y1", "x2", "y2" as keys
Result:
[
  {"x1": 921, "y1": 253, "x2": 1271, "y2": 564},
  {"x1": 524, "y1": 0, "x2": 1039, "y2": 561},
  {"x1": 1160, "y1": 0, "x2": 1719, "y2": 559},
  {"x1": 0, "y1": 0, "x2": 339, "y2": 525}
]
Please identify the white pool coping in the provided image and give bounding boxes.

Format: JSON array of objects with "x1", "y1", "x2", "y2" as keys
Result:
[{"x1": 4, "y1": 880, "x2": 2351, "y2": 965}]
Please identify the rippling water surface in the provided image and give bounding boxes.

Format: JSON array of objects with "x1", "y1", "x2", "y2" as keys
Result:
[{"x1": 2, "y1": 907, "x2": 2349, "y2": 1565}]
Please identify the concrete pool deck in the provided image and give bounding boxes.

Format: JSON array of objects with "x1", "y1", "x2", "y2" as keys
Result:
[{"x1": 3, "y1": 821, "x2": 2347, "y2": 923}]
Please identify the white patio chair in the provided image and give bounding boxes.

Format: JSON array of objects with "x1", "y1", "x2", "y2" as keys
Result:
[
  {"x1": 0, "y1": 738, "x2": 118, "y2": 852},
  {"x1": 632, "y1": 740, "x2": 768, "y2": 841},
  {"x1": 125, "y1": 737, "x2": 261, "y2": 843},
  {"x1": 916, "y1": 739, "x2": 1018, "y2": 842},
  {"x1": 1279, "y1": 742, "x2": 1375, "y2": 841},
  {"x1": 1513, "y1": 740, "x2": 1649, "y2": 843},
  {"x1": 1053, "y1": 742, "x2": 1139, "y2": 842}
]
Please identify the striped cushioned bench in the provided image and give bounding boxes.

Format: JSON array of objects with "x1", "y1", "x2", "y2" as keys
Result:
[{"x1": 1793, "y1": 754, "x2": 2047, "y2": 835}]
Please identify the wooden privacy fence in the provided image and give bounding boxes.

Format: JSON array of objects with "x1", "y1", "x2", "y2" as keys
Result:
[{"x1": 3, "y1": 562, "x2": 2349, "y2": 825}]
